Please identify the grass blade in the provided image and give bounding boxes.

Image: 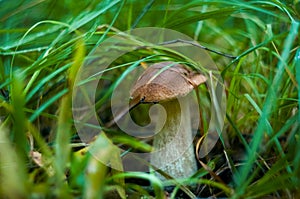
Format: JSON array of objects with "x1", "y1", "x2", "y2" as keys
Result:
[
  {"x1": 53, "y1": 37, "x2": 85, "y2": 197},
  {"x1": 233, "y1": 20, "x2": 299, "y2": 198}
]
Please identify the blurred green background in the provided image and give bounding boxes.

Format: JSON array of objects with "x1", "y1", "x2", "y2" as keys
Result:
[{"x1": 1, "y1": 0, "x2": 300, "y2": 198}]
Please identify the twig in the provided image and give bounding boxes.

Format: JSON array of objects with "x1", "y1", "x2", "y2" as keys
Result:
[{"x1": 159, "y1": 39, "x2": 237, "y2": 59}]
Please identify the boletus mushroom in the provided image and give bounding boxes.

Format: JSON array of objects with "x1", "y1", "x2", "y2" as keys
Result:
[{"x1": 130, "y1": 61, "x2": 207, "y2": 179}]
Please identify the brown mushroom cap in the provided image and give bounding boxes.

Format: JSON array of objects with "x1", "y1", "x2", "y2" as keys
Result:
[{"x1": 130, "y1": 61, "x2": 207, "y2": 103}]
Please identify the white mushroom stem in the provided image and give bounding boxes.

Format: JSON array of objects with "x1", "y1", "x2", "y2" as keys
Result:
[{"x1": 150, "y1": 96, "x2": 198, "y2": 180}]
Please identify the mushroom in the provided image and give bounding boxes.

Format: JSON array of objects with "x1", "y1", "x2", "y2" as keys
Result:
[{"x1": 130, "y1": 61, "x2": 207, "y2": 179}]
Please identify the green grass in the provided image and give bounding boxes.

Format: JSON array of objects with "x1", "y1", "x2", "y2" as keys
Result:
[{"x1": 1, "y1": 0, "x2": 300, "y2": 198}]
